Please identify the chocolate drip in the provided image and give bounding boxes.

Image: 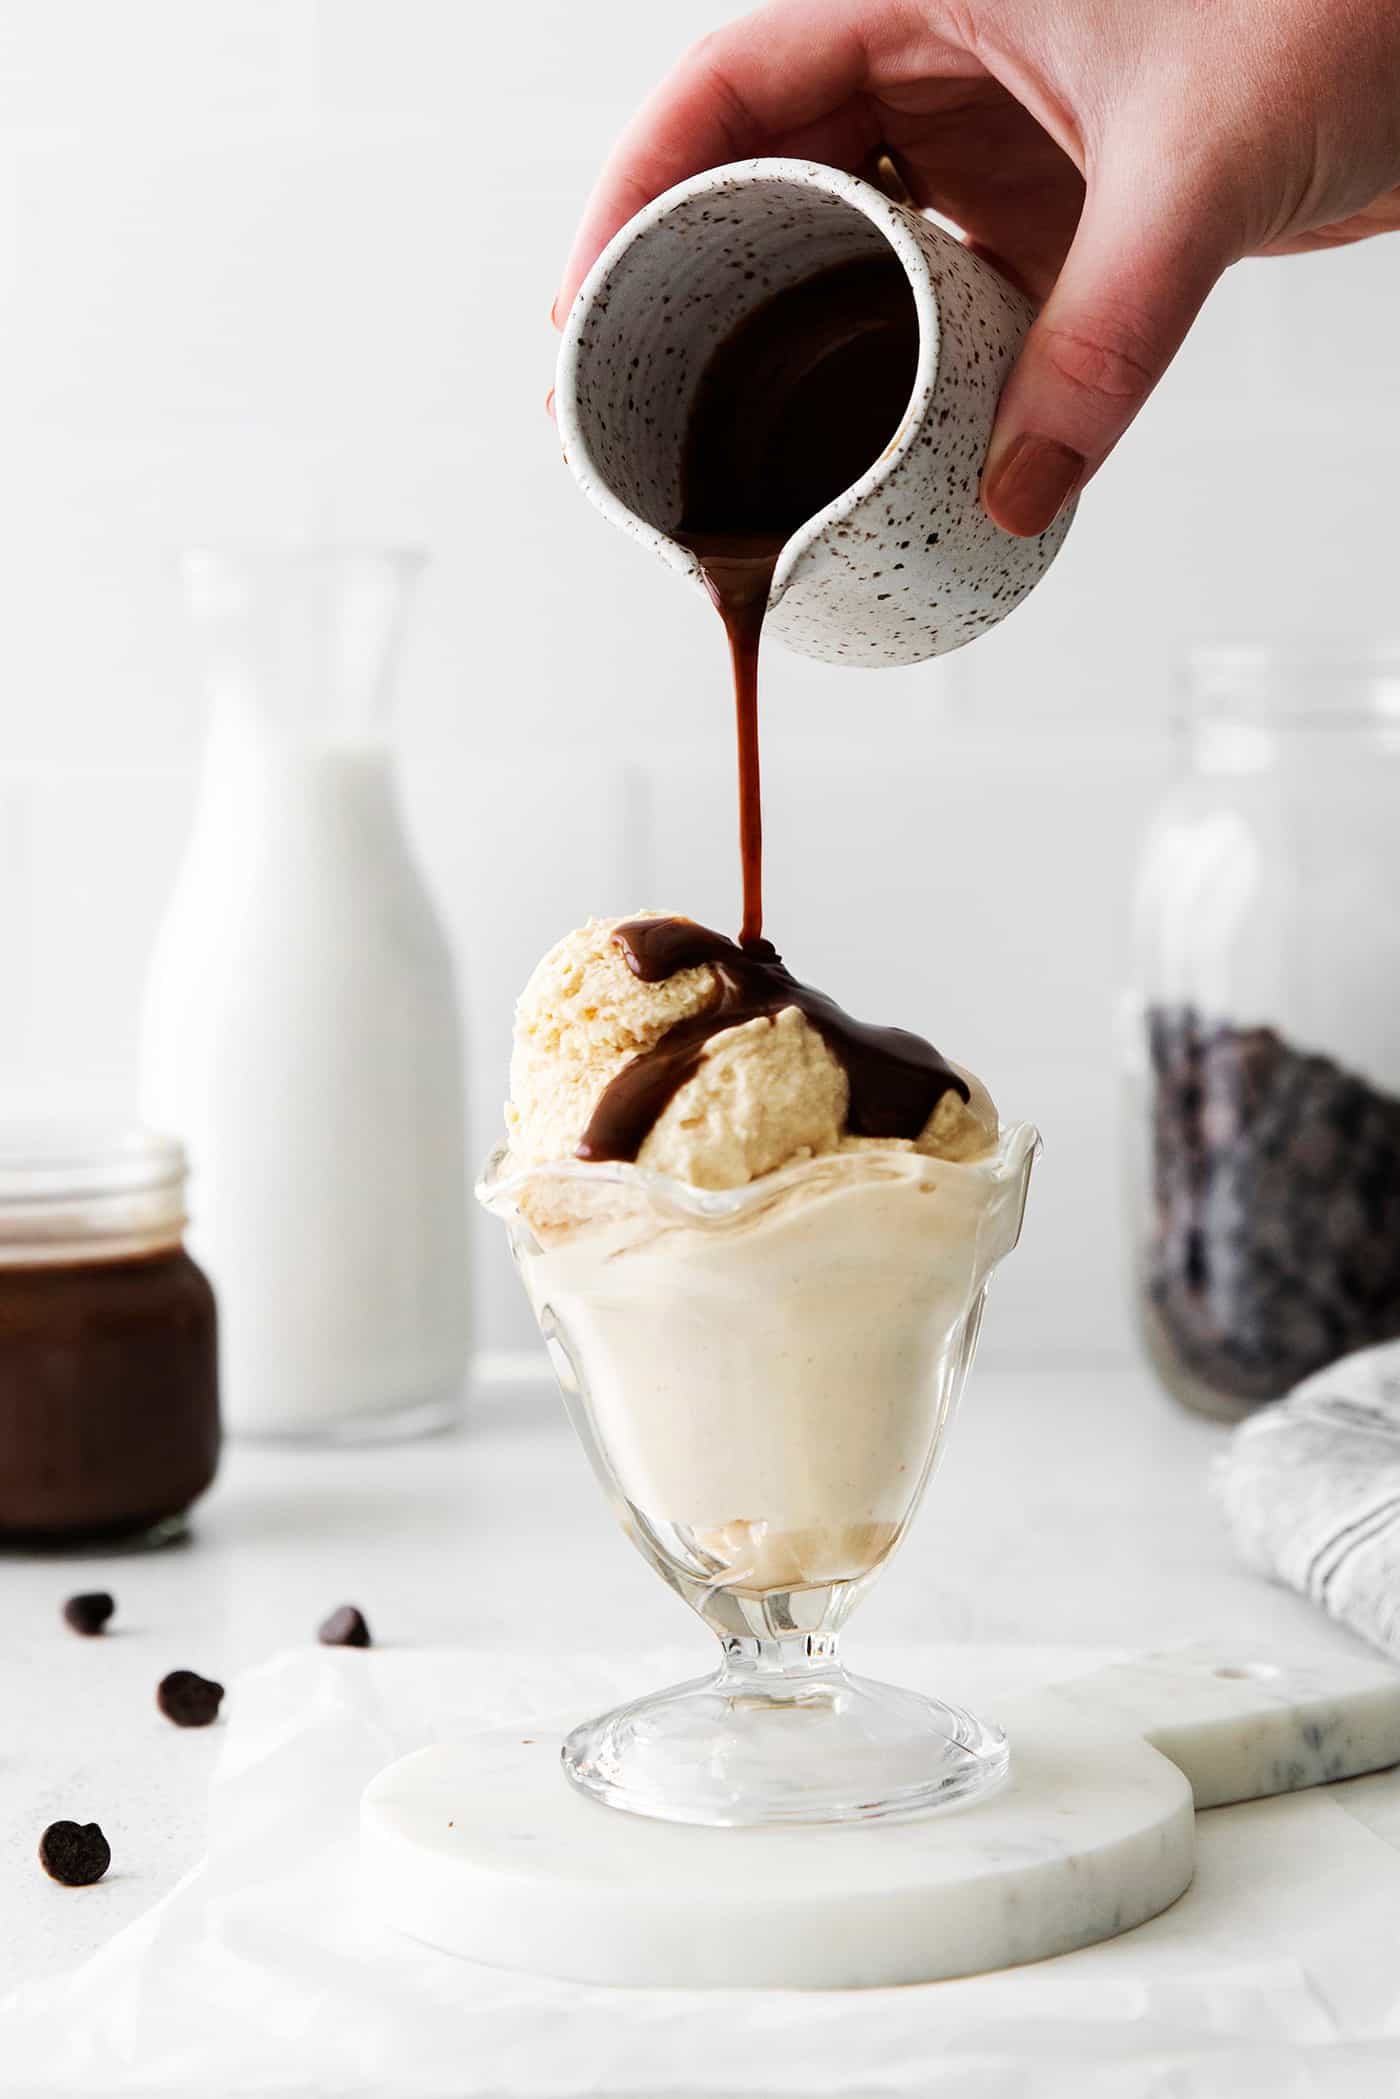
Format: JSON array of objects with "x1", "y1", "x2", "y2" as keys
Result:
[
  {"x1": 681, "y1": 539, "x2": 771, "y2": 948},
  {"x1": 577, "y1": 917, "x2": 968, "y2": 1164},
  {"x1": 675, "y1": 254, "x2": 919, "y2": 945}
]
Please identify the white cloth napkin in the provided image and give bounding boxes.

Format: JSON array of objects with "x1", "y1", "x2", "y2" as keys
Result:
[
  {"x1": 5, "y1": 1641, "x2": 1400, "y2": 2097},
  {"x1": 1217, "y1": 1341, "x2": 1400, "y2": 1660}
]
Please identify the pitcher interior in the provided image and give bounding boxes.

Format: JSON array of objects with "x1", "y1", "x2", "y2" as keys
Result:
[{"x1": 563, "y1": 173, "x2": 917, "y2": 537}]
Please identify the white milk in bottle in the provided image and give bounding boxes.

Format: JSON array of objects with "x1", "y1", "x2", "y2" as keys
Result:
[{"x1": 141, "y1": 549, "x2": 470, "y2": 1438}]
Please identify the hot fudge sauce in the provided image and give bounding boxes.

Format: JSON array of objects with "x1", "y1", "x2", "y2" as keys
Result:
[
  {"x1": 676, "y1": 253, "x2": 920, "y2": 945},
  {"x1": 0, "y1": 1251, "x2": 218, "y2": 1544},
  {"x1": 578, "y1": 917, "x2": 969, "y2": 1164},
  {"x1": 574, "y1": 255, "x2": 950, "y2": 1165},
  {"x1": 0, "y1": 1131, "x2": 219, "y2": 1546}
]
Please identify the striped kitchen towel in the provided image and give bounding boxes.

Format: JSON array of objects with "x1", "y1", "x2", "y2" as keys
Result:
[{"x1": 1216, "y1": 1340, "x2": 1400, "y2": 1660}]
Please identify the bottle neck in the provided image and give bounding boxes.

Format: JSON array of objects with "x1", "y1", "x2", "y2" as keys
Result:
[
  {"x1": 183, "y1": 546, "x2": 422, "y2": 757},
  {"x1": 192, "y1": 700, "x2": 405, "y2": 881},
  {"x1": 201, "y1": 683, "x2": 391, "y2": 778}
]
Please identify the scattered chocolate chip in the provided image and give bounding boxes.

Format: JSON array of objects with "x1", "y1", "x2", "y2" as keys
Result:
[
  {"x1": 318, "y1": 1604, "x2": 371, "y2": 1649},
  {"x1": 62, "y1": 1592, "x2": 115, "y2": 1637},
  {"x1": 157, "y1": 1669, "x2": 224, "y2": 1728},
  {"x1": 39, "y1": 1820, "x2": 111, "y2": 1886}
]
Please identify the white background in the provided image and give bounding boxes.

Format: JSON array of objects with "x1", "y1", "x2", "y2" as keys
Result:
[{"x1": 1, "y1": 0, "x2": 1397, "y2": 1366}]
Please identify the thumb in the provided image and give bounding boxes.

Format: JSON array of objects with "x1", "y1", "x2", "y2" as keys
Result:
[{"x1": 982, "y1": 180, "x2": 1234, "y2": 536}]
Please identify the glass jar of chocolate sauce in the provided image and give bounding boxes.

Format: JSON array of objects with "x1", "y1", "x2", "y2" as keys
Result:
[
  {"x1": 1127, "y1": 647, "x2": 1400, "y2": 1421},
  {"x1": 0, "y1": 1128, "x2": 219, "y2": 1546}
]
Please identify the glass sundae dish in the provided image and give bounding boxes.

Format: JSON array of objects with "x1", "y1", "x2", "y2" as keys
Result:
[{"x1": 479, "y1": 913, "x2": 1037, "y2": 1826}]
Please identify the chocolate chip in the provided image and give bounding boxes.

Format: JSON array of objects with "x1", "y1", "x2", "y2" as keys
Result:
[
  {"x1": 157, "y1": 1669, "x2": 224, "y2": 1728},
  {"x1": 318, "y1": 1604, "x2": 371, "y2": 1649},
  {"x1": 39, "y1": 1821, "x2": 111, "y2": 1886},
  {"x1": 62, "y1": 1591, "x2": 115, "y2": 1637}
]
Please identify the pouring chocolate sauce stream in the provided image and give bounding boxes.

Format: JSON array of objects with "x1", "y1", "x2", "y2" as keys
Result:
[
  {"x1": 676, "y1": 253, "x2": 922, "y2": 949},
  {"x1": 577, "y1": 254, "x2": 969, "y2": 1165}
]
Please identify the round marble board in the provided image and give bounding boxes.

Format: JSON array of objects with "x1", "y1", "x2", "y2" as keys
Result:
[{"x1": 360, "y1": 1643, "x2": 1400, "y2": 1989}]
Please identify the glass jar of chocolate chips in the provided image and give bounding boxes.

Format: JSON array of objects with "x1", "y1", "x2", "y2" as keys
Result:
[{"x1": 1127, "y1": 646, "x2": 1400, "y2": 1421}]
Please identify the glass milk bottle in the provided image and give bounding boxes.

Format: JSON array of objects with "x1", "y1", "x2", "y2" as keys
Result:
[
  {"x1": 141, "y1": 549, "x2": 470, "y2": 1439},
  {"x1": 1126, "y1": 646, "x2": 1400, "y2": 1422}
]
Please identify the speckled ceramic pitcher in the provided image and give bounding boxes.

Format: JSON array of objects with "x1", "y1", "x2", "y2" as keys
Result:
[{"x1": 555, "y1": 157, "x2": 1073, "y2": 668}]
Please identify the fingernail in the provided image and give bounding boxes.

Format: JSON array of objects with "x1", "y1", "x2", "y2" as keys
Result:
[
  {"x1": 982, "y1": 434, "x2": 1084, "y2": 538},
  {"x1": 545, "y1": 387, "x2": 555, "y2": 422},
  {"x1": 550, "y1": 296, "x2": 560, "y2": 328}
]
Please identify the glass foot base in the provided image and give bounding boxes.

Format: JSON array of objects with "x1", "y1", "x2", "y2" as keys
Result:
[{"x1": 562, "y1": 1652, "x2": 1009, "y2": 1827}]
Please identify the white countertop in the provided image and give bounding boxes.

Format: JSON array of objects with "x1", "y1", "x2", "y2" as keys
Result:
[{"x1": 0, "y1": 1365, "x2": 1388, "y2": 2022}]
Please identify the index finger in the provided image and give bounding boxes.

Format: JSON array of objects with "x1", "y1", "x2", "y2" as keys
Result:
[{"x1": 555, "y1": 0, "x2": 878, "y2": 319}]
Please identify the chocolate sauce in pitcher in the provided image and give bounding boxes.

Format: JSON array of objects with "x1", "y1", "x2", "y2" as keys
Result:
[
  {"x1": 675, "y1": 253, "x2": 920, "y2": 945},
  {"x1": 573, "y1": 257, "x2": 973, "y2": 1166}
]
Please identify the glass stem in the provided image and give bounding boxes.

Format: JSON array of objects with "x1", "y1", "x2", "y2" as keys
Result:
[{"x1": 717, "y1": 1630, "x2": 845, "y2": 1694}]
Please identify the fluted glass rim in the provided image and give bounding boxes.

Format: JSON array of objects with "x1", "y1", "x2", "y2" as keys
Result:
[{"x1": 477, "y1": 1119, "x2": 1039, "y2": 1226}]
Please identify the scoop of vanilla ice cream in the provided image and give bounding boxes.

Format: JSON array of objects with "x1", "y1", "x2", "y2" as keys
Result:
[
  {"x1": 505, "y1": 912, "x2": 997, "y2": 1189},
  {"x1": 506, "y1": 914, "x2": 721, "y2": 1169},
  {"x1": 644, "y1": 1005, "x2": 847, "y2": 1188}
]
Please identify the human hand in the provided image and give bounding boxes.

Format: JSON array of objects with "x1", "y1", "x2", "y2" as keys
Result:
[{"x1": 554, "y1": 0, "x2": 1400, "y2": 535}]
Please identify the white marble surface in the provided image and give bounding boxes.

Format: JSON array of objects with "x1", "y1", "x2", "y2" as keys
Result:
[
  {"x1": 363, "y1": 1688, "x2": 1194, "y2": 1991},
  {"x1": 2, "y1": 1365, "x2": 1398, "y2": 2026},
  {"x1": 361, "y1": 1645, "x2": 1400, "y2": 1990}
]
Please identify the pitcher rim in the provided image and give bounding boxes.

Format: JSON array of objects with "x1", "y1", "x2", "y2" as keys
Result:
[{"x1": 554, "y1": 155, "x2": 945, "y2": 610}]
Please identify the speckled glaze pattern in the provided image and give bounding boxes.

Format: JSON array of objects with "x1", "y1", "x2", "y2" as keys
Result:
[{"x1": 555, "y1": 159, "x2": 1074, "y2": 668}]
